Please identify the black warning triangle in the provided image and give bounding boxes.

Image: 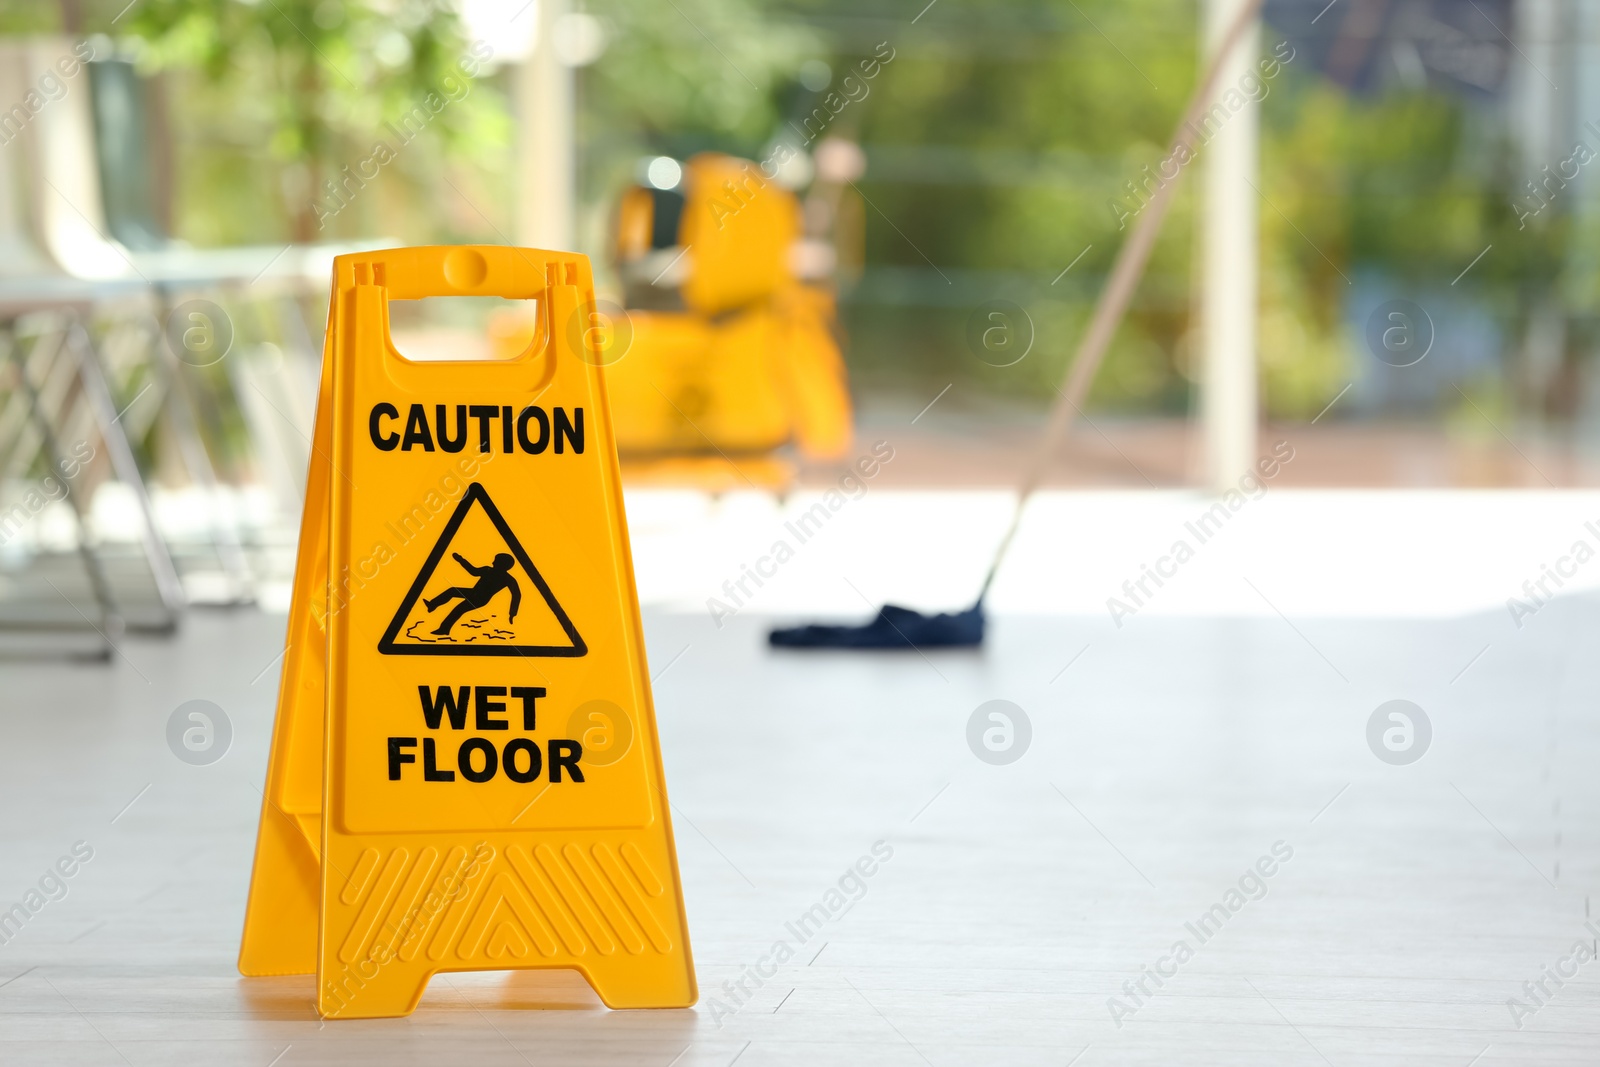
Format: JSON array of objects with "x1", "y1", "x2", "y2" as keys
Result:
[{"x1": 377, "y1": 482, "x2": 586, "y2": 658}]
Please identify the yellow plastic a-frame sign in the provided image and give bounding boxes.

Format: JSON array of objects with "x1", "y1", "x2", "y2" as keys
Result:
[{"x1": 238, "y1": 246, "x2": 696, "y2": 1018}]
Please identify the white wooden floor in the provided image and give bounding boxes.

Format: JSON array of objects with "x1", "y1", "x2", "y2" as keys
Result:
[{"x1": 1, "y1": 592, "x2": 1596, "y2": 1065}]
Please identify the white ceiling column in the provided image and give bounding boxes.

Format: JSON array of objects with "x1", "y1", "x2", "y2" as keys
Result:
[
  {"x1": 1199, "y1": 0, "x2": 1261, "y2": 491},
  {"x1": 515, "y1": 0, "x2": 575, "y2": 252}
]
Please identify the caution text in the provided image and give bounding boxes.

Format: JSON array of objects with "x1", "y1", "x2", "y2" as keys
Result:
[{"x1": 370, "y1": 403, "x2": 584, "y2": 455}]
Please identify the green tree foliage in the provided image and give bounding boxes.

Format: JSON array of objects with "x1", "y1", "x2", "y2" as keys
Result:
[
  {"x1": 0, "y1": 0, "x2": 1573, "y2": 421},
  {"x1": 574, "y1": 0, "x2": 819, "y2": 256},
  {"x1": 123, "y1": 0, "x2": 507, "y2": 242},
  {"x1": 799, "y1": 0, "x2": 1203, "y2": 414},
  {"x1": 0, "y1": 0, "x2": 512, "y2": 243},
  {"x1": 584, "y1": 0, "x2": 815, "y2": 147},
  {"x1": 1258, "y1": 76, "x2": 1565, "y2": 418}
]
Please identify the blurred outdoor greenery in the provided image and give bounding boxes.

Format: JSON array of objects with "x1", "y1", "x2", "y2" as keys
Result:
[{"x1": 1, "y1": 0, "x2": 1579, "y2": 426}]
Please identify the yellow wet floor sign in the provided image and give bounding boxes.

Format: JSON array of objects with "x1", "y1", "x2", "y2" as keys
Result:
[{"x1": 238, "y1": 246, "x2": 696, "y2": 1018}]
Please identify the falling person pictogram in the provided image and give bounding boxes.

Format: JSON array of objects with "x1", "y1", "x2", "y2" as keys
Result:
[
  {"x1": 377, "y1": 482, "x2": 586, "y2": 657},
  {"x1": 424, "y1": 552, "x2": 521, "y2": 636}
]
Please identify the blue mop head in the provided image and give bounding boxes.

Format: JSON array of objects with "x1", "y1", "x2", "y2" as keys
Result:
[{"x1": 768, "y1": 602, "x2": 985, "y2": 649}]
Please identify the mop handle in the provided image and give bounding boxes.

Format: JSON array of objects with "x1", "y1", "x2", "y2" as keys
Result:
[{"x1": 976, "y1": 0, "x2": 1266, "y2": 602}]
